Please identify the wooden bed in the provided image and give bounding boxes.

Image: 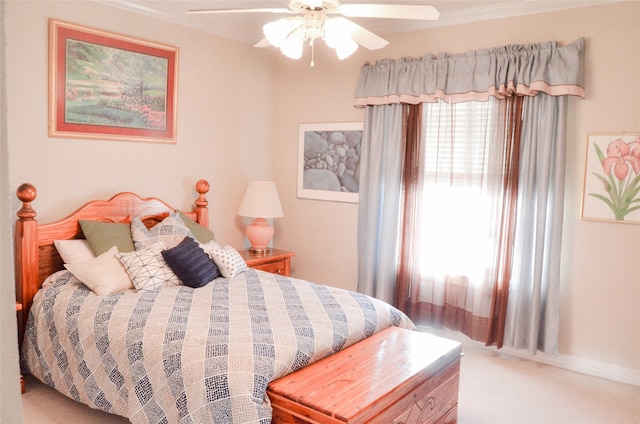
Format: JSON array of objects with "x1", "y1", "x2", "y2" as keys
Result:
[
  {"x1": 14, "y1": 180, "x2": 462, "y2": 424},
  {"x1": 14, "y1": 179, "x2": 210, "y2": 346}
]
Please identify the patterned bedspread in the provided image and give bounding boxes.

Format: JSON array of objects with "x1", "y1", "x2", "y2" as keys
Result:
[{"x1": 22, "y1": 268, "x2": 414, "y2": 423}]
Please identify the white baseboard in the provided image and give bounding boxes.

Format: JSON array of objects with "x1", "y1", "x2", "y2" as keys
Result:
[{"x1": 417, "y1": 325, "x2": 640, "y2": 387}]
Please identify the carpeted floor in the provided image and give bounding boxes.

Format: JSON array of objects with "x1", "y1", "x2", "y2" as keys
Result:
[
  {"x1": 21, "y1": 340, "x2": 640, "y2": 423},
  {"x1": 456, "y1": 342, "x2": 640, "y2": 423}
]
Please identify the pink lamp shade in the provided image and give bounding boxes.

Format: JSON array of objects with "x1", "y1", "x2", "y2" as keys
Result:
[{"x1": 237, "y1": 181, "x2": 284, "y2": 253}]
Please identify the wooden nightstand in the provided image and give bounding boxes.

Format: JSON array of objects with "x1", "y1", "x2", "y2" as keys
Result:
[{"x1": 239, "y1": 248, "x2": 295, "y2": 277}]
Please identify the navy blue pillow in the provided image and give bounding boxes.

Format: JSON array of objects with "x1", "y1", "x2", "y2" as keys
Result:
[{"x1": 161, "y1": 236, "x2": 221, "y2": 288}]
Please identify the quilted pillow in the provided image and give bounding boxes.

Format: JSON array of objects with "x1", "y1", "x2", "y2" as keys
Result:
[
  {"x1": 162, "y1": 236, "x2": 221, "y2": 288},
  {"x1": 79, "y1": 220, "x2": 135, "y2": 256},
  {"x1": 131, "y1": 212, "x2": 193, "y2": 250},
  {"x1": 206, "y1": 246, "x2": 248, "y2": 279},
  {"x1": 65, "y1": 246, "x2": 134, "y2": 295},
  {"x1": 116, "y1": 243, "x2": 181, "y2": 291},
  {"x1": 178, "y1": 211, "x2": 215, "y2": 244}
]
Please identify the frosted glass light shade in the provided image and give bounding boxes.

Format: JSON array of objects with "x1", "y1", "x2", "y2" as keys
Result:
[
  {"x1": 264, "y1": 18, "x2": 294, "y2": 47},
  {"x1": 281, "y1": 35, "x2": 304, "y2": 59},
  {"x1": 324, "y1": 18, "x2": 358, "y2": 60},
  {"x1": 335, "y1": 38, "x2": 358, "y2": 60},
  {"x1": 264, "y1": 18, "x2": 303, "y2": 48}
]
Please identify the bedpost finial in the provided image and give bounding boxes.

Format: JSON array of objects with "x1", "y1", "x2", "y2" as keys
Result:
[
  {"x1": 196, "y1": 179, "x2": 209, "y2": 195},
  {"x1": 195, "y1": 180, "x2": 209, "y2": 208},
  {"x1": 16, "y1": 183, "x2": 37, "y2": 220}
]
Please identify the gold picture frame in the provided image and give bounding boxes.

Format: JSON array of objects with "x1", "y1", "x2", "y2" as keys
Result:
[{"x1": 49, "y1": 19, "x2": 178, "y2": 143}]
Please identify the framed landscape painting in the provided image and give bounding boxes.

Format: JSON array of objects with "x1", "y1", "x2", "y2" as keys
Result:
[
  {"x1": 581, "y1": 133, "x2": 640, "y2": 224},
  {"x1": 297, "y1": 122, "x2": 363, "y2": 203},
  {"x1": 49, "y1": 20, "x2": 178, "y2": 143}
]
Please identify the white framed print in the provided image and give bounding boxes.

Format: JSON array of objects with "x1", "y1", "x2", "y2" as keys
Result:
[
  {"x1": 297, "y1": 122, "x2": 363, "y2": 203},
  {"x1": 581, "y1": 133, "x2": 640, "y2": 224}
]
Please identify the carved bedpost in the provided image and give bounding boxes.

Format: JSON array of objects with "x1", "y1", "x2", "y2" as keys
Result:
[
  {"x1": 15, "y1": 183, "x2": 39, "y2": 346},
  {"x1": 194, "y1": 179, "x2": 210, "y2": 228}
]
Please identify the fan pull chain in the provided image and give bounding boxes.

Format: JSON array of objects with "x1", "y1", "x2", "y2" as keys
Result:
[{"x1": 310, "y1": 39, "x2": 315, "y2": 67}]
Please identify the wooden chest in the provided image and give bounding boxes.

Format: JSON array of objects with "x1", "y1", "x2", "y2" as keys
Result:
[{"x1": 267, "y1": 326, "x2": 462, "y2": 424}]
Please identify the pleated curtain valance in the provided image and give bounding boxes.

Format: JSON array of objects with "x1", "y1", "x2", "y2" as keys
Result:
[{"x1": 353, "y1": 38, "x2": 585, "y2": 106}]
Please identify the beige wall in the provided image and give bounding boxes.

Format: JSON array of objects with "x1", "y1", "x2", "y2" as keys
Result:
[{"x1": 1, "y1": 1, "x2": 638, "y2": 419}]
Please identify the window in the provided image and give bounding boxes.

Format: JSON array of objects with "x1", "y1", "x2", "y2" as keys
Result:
[{"x1": 419, "y1": 99, "x2": 501, "y2": 283}]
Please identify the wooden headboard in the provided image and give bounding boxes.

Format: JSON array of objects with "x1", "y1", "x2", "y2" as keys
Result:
[{"x1": 14, "y1": 179, "x2": 211, "y2": 346}]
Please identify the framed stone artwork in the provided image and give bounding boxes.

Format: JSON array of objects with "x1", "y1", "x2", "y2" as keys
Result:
[{"x1": 297, "y1": 122, "x2": 363, "y2": 203}]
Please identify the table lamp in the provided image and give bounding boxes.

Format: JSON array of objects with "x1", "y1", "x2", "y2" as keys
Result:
[{"x1": 237, "y1": 181, "x2": 284, "y2": 253}]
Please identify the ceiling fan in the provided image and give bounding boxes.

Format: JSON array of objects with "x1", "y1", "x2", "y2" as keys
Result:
[{"x1": 187, "y1": 1, "x2": 439, "y2": 65}]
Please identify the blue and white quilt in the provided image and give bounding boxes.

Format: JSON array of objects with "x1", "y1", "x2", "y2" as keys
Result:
[{"x1": 22, "y1": 268, "x2": 414, "y2": 424}]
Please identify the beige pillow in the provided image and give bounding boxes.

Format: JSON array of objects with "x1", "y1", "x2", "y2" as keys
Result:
[
  {"x1": 54, "y1": 239, "x2": 95, "y2": 264},
  {"x1": 65, "y1": 246, "x2": 134, "y2": 295}
]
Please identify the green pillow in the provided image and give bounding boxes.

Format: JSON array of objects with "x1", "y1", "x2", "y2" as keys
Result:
[
  {"x1": 79, "y1": 220, "x2": 135, "y2": 256},
  {"x1": 178, "y1": 211, "x2": 215, "y2": 244}
]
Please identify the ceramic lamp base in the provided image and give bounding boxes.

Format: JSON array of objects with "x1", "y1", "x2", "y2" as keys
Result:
[{"x1": 246, "y1": 218, "x2": 274, "y2": 253}]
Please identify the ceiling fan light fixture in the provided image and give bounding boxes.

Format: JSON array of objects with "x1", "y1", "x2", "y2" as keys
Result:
[
  {"x1": 334, "y1": 37, "x2": 358, "y2": 60},
  {"x1": 324, "y1": 17, "x2": 357, "y2": 60},
  {"x1": 280, "y1": 29, "x2": 305, "y2": 59},
  {"x1": 263, "y1": 18, "x2": 301, "y2": 48},
  {"x1": 188, "y1": 1, "x2": 440, "y2": 64},
  {"x1": 303, "y1": 10, "x2": 325, "y2": 40}
]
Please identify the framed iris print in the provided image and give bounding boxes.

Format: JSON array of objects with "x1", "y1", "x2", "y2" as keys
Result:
[
  {"x1": 581, "y1": 133, "x2": 640, "y2": 224},
  {"x1": 49, "y1": 19, "x2": 178, "y2": 143}
]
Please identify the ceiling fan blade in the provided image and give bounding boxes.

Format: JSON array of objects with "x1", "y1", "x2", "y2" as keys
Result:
[
  {"x1": 334, "y1": 17, "x2": 389, "y2": 50},
  {"x1": 337, "y1": 4, "x2": 440, "y2": 20},
  {"x1": 254, "y1": 38, "x2": 273, "y2": 48},
  {"x1": 187, "y1": 8, "x2": 291, "y2": 15}
]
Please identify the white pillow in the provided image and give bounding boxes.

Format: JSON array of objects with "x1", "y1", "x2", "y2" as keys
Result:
[
  {"x1": 64, "y1": 246, "x2": 133, "y2": 295},
  {"x1": 206, "y1": 246, "x2": 248, "y2": 279},
  {"x1": 116, "y1": 243, "x2": 181, "y2": 291},
  {"x1": 54, "y1": 239, "x2": 95, "y2": 264},
  {"x1": 130, "y1": 212, "x2": 193, "y2": 251},
  {"x1": 198, "y1": 240, "x2": 222, "y2": 255}
]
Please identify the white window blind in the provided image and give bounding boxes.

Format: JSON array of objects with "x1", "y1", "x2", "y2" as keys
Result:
[{"x1": 419, "y1": 99, "x2": 499, "y2": 281}]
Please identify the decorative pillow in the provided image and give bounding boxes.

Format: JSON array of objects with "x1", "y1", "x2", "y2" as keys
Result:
[
  {"x1": 54, "y1": 239, "x2": 95, "y2": 264},
  {"x1": 79, "y1": 220, "x2": 135, "y2": 256},
  {"x1": 161, "y1": 236, "x2": 221, "y2": 288},
  {"x1": 131, "y1": 212, "x2": 193, "y2": 251},
  {"x1": 64, "y1": 246, "x2": 134, "y2": 295},
  {"x1": 199, "y1": 240, "x2": 223, "y2": 256},
  {"x1": 206, "y1": 246, "x2": 248, "y2": 279},
  {"x1": 179, "y1": 211, "x2": 216, "y2": 244},
  {"x1": 116, "y1": 243, "x2": 181, "y2": 291}
]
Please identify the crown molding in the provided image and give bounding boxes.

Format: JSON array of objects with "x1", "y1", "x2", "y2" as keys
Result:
[{"x1": 95, "y1": 0, "x2": 625, "y2": 44}]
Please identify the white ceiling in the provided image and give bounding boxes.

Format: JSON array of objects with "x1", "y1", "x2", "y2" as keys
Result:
[{"x1": 97, "y1": 0, "x2": 620, "y2": 46}]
